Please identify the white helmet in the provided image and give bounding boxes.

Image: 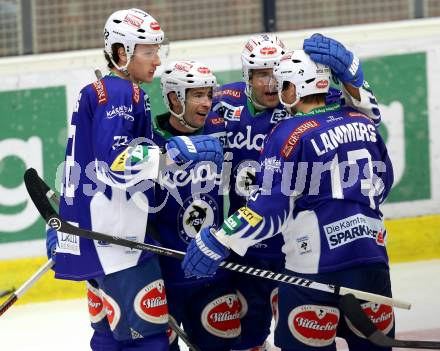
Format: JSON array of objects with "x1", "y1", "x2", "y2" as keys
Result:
[
  {"x1": 273, "y1": 50, "x2": 331, "y2": 108},
  {"x1": 241, "y1": 33, "x2": 286, "y2": 97},
  {"x1": 161, "y1": 60, "x2": 217, "y2": 130},
  {"x1": 104, "y1": 8, "x2": 165, "y2": 73}
]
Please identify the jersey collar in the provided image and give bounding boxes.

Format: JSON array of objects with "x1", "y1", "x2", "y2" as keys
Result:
[{"x1": 294, "y1": 103, "x2": 340, "y2": 117}]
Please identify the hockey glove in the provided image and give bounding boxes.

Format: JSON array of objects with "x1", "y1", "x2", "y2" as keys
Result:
[
  {"x1": 303, "y1": 33, "x2": 364, "y2": 88},
  {"x1": 182, "y1": 226, "x2": 230, "y2": 278},
  {"x1": 166, "y1": 135, "x2": 223, "y2": 172},
  {"x1": 46, "y1": 227, "x2": 58, "y2": 262}
]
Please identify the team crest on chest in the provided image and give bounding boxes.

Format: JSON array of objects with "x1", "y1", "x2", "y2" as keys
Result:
[{"x1": 177, "y1": 194, "x2": 219, "y2": 243}]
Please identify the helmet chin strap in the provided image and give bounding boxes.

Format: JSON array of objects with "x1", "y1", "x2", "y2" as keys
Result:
[
  {"x1": 169, "y1": 103, "x2": 200, "y2": 132},
  {"x1": 278, "y1": 90, "x2": 299, "y2": 114},
  {"x1": 245, "y1": 84, "x2": 269, "y2": 111}
]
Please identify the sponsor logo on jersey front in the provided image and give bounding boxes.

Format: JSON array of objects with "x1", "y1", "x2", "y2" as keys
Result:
[
  {"x1": 106, "y1": 104, "x2": 134, "y2": 121},
  {"x1": 296, "y1": 235, "x2": 312, "y2": 255},
  {"x1": 217, "y1": 89, "x2": 241, "y2": 99},
  {"x1": 214, "y1": 101, "x2": 243, "y2": 121},
  {"x1": 281, "y1": 120, "x2": 320, "y2": 158},
  {"x1": 134, "y1": 279, "x2": 168, "y2": 324},
  {"x1": 87, "y1": 283, "x2": 106, "y2": 323},
  {"x1": 201, "y1": 294, "x2": 241, "y2": 338},
  {"x1": 324, "y1": 214, "x2": 386, "y2": 249},
  {"x1": 57, "y1": 230, "x2": 81, "y2": 255},
  {"x1": 289, "y1": 305, "x2": 339, "y2": 347},
  {"x1": 178, "y1": 195, "x2": 219, "y2": 243},
  {"x1": 227, "y1": 125, "x2": 266, "y2": 151}
]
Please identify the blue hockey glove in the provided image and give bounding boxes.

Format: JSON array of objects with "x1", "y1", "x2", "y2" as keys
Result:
[
  {"x1": 166, "y1": 135, "x2": 223, "y2": 171},
  {"x1": 303, "y1": 33, "x2": 364, "y2": 88},
  {"x1": 46, "y1": 227, "x2": 58, "y2": 261},
  {"x1": 182, "y1": 226, "x2": 230, "y2": 278}
]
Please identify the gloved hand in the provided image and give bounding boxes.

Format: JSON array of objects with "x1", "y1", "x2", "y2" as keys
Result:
[
  {"x1": 182, "y1": 226, "x2": 230, "y2": 278},
  {"x1": 303, "y1": 33, "x2": 364, "y2": 87},
  {"x1": 166, "y1": 135, "x2": 223, "y2": 172},
  {"x1": 46, "y1": 227, "x2": 58, "y2": 261}
]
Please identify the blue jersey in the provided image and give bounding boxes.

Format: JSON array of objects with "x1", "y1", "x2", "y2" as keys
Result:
[
  {"x1": 152, "y1": 113, "x2": 227, "y2": 286},
  {"x1": 210, "y1": 81, "x2": 381, "y2": 259},
  {"x1": 56, "y1": 75, "x2": 162, "y2": 281},
  {"x1": 216, "y1": 104, "x2": 393, "y2": 274}
]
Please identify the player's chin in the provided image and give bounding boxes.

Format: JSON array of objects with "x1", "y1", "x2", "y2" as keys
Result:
[{"x1": 263, "y1": 95, "x2": 280, "y2": 108}]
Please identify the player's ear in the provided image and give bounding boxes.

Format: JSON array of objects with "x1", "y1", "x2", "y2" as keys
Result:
[
  {"x1": 168, "y1": 92, "x2": 180, "y2": 108},
  {"x1": 117, "y1": 46, "x2": 127, "y2": 65}
]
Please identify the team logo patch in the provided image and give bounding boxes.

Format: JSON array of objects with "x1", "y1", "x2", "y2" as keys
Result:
[
  {"x1": 134, "y1": 279, "x2": 168, "y2": 324},
  {"x1": 201, "y1": 294, "x2": 241, "y2": 338},
  {"x1": 110, "y1": 149, "x2": 129, "y2": 171},
  {"x1": 345, "y1": 302, "x2": 394, "y2": 338},
  {"x1": 281, "y1": 120, "x2": 320, "y2": 158},
  {"x1": 288, "y1": 305, "x2": 339, "y2": 347},
  {"x1": 87, "y1": 283, "x2": 106, "y2": 324},
  {"x1": 270, "y1": 288, "x2": 279, "y2": 328},
  {"x1": 101, "y1": 291, "x2": 121, "y2": 331},
  {"x1": 167, "y1": 315, "x2": 178, "y2": 344},
  {"x1": 92, "y1": 80, "x2": 108, "y2": 104},
  {"x1": 177, "y1": 195, "x2": 219, "y2": 243}
]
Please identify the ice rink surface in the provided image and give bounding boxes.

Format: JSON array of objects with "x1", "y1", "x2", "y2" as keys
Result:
[{"x1": 1, "y1": 260, "x2": 439, "y2": 350}]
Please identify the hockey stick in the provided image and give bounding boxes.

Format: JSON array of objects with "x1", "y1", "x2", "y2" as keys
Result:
[
  {"x1": 0, "y1": 288, "x2": 15, "y2": 299},
  {"x1": 29, "y1": 169, "x2": 202, "y2": 351},
  {"x1": 0, "y1": 178, "x2": 60, "y2": 317},
  {"x1": 339, "y1": 294, "x2": 440, "y2": 349},
  {"x1": 0, "y1": 259, "x2": 55, "y2": 317},
  {"x1": 24, "y1": 167, "x2": 411, "y2": 310}
]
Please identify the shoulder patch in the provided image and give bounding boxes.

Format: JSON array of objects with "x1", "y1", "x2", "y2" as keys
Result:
[
  {"x1": 281, "y1": 120, "x2": 320, "y2": 158},
  {"x1": 92, "y1": 80, "x2": 108, "y2": 104},
  {"x1": 132, "y1": 83, "x2": 140, "y2": 104}
]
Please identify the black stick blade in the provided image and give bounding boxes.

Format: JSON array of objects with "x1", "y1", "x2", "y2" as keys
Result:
[{"x1": 24, "y1": 168, "x2": 57, "y2": 221}]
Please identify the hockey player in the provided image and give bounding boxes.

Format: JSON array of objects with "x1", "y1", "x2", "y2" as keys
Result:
[
  {"x1": 182, "y1": 50, "x2": 395, "y2": 351},
  {"x1": 46, "y1": 9, "x2": 223, "y2": 351},
  {"x1": 153, "y1": 60, "x2": 241, "y2": 350},
  {"x1": 209, "y1": 33, "x2": 381, "y2": 350}
]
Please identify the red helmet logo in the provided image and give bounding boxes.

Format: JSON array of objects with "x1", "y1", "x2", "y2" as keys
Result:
[
  {"x1": 316, "y1": 80, "x2": 329, "y2": 89},
  {"x1": 197, "y1": 66, "x2": 211, "y2": 74},
  {"x1": 150, "y1": 21, "x2": 161, "y2": 30},
  {"x1": 260, "y1": 46, "x2": 277, "y2": 56}
]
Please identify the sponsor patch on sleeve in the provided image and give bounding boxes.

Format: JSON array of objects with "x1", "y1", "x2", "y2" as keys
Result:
[
  {"x1": 92, "y1": 80, "x2": 108, "y2": 104},
  {"x1": 237, "y1": 206, "x2": 263, "y2": 227},
  {"x1": 281, "y1": 120, "x2": 320, "y2": 158}
]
